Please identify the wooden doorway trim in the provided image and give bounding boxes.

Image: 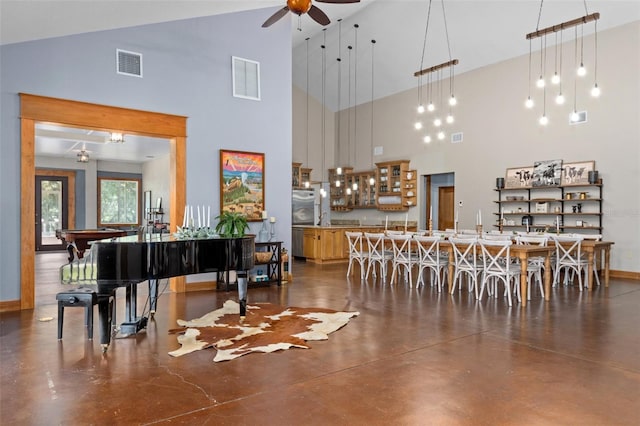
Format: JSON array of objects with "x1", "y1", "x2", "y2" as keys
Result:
[{"x1": 20, "y1": 93, "x2": 187, "y2": 310}]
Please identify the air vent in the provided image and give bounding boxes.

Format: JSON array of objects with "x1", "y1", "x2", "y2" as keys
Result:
[
  {"x1": 451, "y1": 132, "x2": 463, "y2": 143},
  {"x1": 116, "y1": 49, "x2": 143, "y2": 77},
  {"x1": 569, "y1": 111, "x2": 587, "y2": 125}
]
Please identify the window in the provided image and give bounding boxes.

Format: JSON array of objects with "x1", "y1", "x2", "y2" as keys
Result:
[
  {"x1": 232, "y1": 56, "x2": 261, "y2": 100},
  {"x1": 98, "y1": 177, "x2": 141, "y2": 227}
]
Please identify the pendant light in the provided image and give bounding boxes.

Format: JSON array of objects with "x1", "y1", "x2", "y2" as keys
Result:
[
  {"x1": 320, "y1": 30, "x2": 327, "y2": 197},
  {"x1": 304, "y1": 37, "x2": 311, "y2": 188},
  {"x1": 590, "y1": 20, "x2": 600, "y2": 97},
  {"x1": 369, "y1": 39, "x2": 376, "y2": 187},
  {"x1": 525, "y1": 39, "x2": 534, "y2": 108}
]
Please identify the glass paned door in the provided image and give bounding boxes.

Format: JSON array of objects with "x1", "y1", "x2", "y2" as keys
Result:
[{"x1": 35, "y1": 176, "x2": 68, "y2": 251}]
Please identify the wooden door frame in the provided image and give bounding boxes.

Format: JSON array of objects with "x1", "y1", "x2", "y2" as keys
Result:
[{"x1": 20, "y1": 93, "x2": 187, "y2": 310}]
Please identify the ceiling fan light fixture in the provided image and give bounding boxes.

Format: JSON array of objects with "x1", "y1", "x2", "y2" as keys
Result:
[{"x1": 77, "y1": 150, "x2": 90, "y2": 163}]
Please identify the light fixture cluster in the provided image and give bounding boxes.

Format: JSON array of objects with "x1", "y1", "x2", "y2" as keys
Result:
[
  {"x1": 414, "y1": 60, "x2": 458, "y2": 143},
  {"x1": 413, "y1": 0, "x2": 459, "y2": 144},
  {"x1": 525, "y1": 10, "x2": 600, "y2": 126},
  {"x1": 109, "y1": 132, "x2": 125, "y2": 143}
]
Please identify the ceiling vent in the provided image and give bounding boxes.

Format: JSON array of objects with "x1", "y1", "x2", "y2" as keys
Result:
[
  {"x1": 451, "y1": 132, "x2": 463, "y2": 143},
  {"x1": 116, "y1": 49, "x2": 143, "y2": 77},
  {"x1": 569, "y1": 111, "x2": 587, "y2": 125}
]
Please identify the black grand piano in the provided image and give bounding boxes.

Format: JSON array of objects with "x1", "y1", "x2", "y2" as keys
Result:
[{"x1": 92, "y1": 234, "x2": 255, "y2": 350}]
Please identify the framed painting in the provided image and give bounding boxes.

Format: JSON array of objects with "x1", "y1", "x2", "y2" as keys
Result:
[
  {"x1": 561, "y1": 161, "x2": 595, "y2": 186},
  {"x1": 220, "y1": 150, "x2": 264, "y2": 221},
  {"x1": 532, "y1": 159, "x2": 563, "y2": 187},
  {"x1": 505, "y1": 166, "x2": 534, "y2": 188}
]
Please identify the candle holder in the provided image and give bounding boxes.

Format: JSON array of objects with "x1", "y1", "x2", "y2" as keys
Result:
[
  {"x1": 258, "y1": 219, "x2": 269, "y2": 242},
  {"x1": 476, "y1": 224, "x2": 483, "y2": 235},
  {"x1": 269, "y1": 220, "x2": 276, "y2": 242},
  {"x1": 499, "y1": 219, "x2": 504, "y2": 234},
  {"x1": 428, "y1": 219, "x2": 433, "y2": 236}
]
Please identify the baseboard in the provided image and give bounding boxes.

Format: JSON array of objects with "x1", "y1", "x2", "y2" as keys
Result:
[
  {"x1": 610, "y1": 270, "x2": 640, "y2": 280},
  {"x1": 186, "y1": 281, "x2": 216, "y2": 292},
  {"x1": 0, "y1": 299, "x2": 21, "y2": 313}
]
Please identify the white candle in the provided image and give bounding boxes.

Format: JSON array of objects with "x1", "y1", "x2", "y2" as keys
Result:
[
  {"x1": 429, "y1": 206, "x2": 432, "y2": 221},
  {"x1": 207, "y1": 206, "x2": 211, "y2": 227},
  {"x1": 262, "y1": 210, "x2": 268, "y2": 219},
  {"x1": 270, "y1": 216, "x2": 276, "y2": 223},
  {"x1": 190, "y1": 205, "x2": 194, "y2": 227},
  {"x1": 183, "y1": 205, "x2": 188, "y2": 228},
  {"x1": 478, "y1": 209, "x2": 482, "y2": 226},
  {"x1": 197, "y1": 206, "x2": 201, "y2": 228},
  {"x1": 385, "y1": 215, "x2": 388, "y2": 231},
  {"x1": 404, "y1": 213, "x2": 408, "y2": 232},
  {"x1": 455, "y1": 209, "x2": 459, "y2": 223}
]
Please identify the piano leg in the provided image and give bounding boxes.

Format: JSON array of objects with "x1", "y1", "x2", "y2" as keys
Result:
[
  {"x1": 149, "y1": 279, "x2": 158, "y2": 318},
  {"x1": 98, "y1": 290, "x2": 115, "y2": 352},
  {"x1": 237, "y1": 271, "x2": 248, "y2": 317}
]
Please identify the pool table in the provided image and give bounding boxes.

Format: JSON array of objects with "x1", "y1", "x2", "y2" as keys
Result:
[{"x1": 56, "y1": 228, "x2": 128, "y2": 259}]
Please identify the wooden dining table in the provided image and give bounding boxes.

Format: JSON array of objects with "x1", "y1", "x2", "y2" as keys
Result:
[{"x1": 439, "y1": 241, "x2": 554, "y2": 307}]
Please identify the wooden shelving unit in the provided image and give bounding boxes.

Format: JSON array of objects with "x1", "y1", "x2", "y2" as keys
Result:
[
  {"x1": 328, "y1": 167, "x2": 353, "y2": 211},
  {"x1": 375, "y1": 160, "x2": 416, "y2": 211},
  {"x1": 495, "y1": 182, "x2": 603, "y2": 233},
  {"x1": 292, "y1": 163, "x2": 312, "y2": 189}
]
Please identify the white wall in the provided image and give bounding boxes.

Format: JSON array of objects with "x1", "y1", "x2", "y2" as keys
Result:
[
  {"x1": 293, "y1": 21, "x2": 640, "y2": 273},
  {"x1": 0, "y1": 9, "x2": 292, "y2": 301}
]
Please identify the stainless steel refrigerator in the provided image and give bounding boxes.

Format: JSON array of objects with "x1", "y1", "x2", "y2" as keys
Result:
[{"x1": 292, "y1": 189, "x2": 316, "y2": 225}]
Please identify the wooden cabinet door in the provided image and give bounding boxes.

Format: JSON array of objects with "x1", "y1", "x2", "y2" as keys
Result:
[{"x1": 303, "y1": 229, "x2": 318, "y2": 259}]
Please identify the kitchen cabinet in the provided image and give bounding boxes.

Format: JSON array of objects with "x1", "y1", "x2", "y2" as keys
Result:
[
  {"x1": 375, "y1": 160, "x2": 416, "y2": 211},
  {"x1": 328, "y1": 167, "x2": 354, "y2": 211}
]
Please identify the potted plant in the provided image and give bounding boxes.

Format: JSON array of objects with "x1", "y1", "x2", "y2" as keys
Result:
[{"x1": 215, "y1": 211, "x2": 249, "y2": 237}]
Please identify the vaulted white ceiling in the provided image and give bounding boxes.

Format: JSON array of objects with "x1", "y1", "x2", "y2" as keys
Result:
[{"x1": 2, "y1": 0, "x2": 639, "y2": 161}]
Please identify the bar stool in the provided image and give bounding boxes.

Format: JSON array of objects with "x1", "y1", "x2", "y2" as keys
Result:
[{"x1": 57, "y1": 287, "x2": 115, "y2": 340}]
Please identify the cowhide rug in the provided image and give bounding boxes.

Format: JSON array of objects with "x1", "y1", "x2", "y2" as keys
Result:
[{"x1": 168, "y1": 300, "x2": 359, "y2": 362}]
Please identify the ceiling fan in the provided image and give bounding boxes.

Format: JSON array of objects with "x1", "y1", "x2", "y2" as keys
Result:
[{"x1": 262, "y1": 0, "x2": 360, "y2": 29}]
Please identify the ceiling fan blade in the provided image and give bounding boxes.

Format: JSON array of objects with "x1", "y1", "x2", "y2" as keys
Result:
[
  {"x1": 262, "y1": 6, "x2": 289, "y2": 28},
  {"x1": 316, "y1": 0, "x2": 360, "y2": 4},
  {"x1": 307, "y1": 5, "x2": 330, "y2": 26}
]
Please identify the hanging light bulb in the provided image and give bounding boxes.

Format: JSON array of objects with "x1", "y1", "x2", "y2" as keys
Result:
[
  {"x1": 417, "y1": 104, "x2": 425, "y2": 114},
  {"x1": 369, "y1": 177, "x2": 375, "y2": 186},
  {"x1": 551, "y1": 73, "x2": 560, "y2": 85},
  {"x1": 304, "y1": 181, "x2": 310, "y2": 188},
  {"x1": 437, "y1": 131, "x2": 445, "y2": 140},
  {"x1": 423, "y1": 135, "x2": 432, "y2": 143},
  {"x1": 448, "y1": 95, "x2": 457, "y2": 106},
  {"x1": 577, "y1": 63, "x2": 586, "y2": 76},
  {"x1": 414, "y1": 121, "x2": 423, "y2": 130},
  {"x1": 539, "y1": 115, "x2": 549, "y2": 126},
  {"x1": 525, "y1": 97, "x2": 534, "y2": 108},
  {"x1": 320, "y1": 188, "x2": 327, "y2": 198},
  {"x1": 352, "y1": 182, "x2": 358, "y2": 191},
  {"x1": 336, "y1": 167, "x2": 342, "y2": 175},
  {"x1": 536, "y1": 76, "x2": 545, "y2": 88},
  {"x1": 346, "y1": 187, "x2": 352, "y2": 195},
  {"x1": 591, "y1": 83, "x2": 601, "y2": 97},
  {"x1": 335, "y1": 180, "x2": 341, "y2": 188},
  {"x1": 433, "y1": 118, "x2": 442, "y2": 127},
  {"x1": 446, "y1": 114, "x2": 454, "y2": 124},
  {"x1": 555, "y1": 93, "x2": 565, "y2": 105},
  {"x1": 591, "y1": 22, "x2": 600, "y2": 98},
  {"x1": 427, "y1": 102, "x2": 435, "y2": 112}
]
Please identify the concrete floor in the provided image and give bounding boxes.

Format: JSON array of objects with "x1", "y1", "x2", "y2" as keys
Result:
[{"x1": 1, "y1": 254, "x2": 639, "y2": 425}]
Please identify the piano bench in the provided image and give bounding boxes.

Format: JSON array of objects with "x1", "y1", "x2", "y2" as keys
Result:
[{"x1": 56, "y1": 288, "x2": 115, "y2": 340}]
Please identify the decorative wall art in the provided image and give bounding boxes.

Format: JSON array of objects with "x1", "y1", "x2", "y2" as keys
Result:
[
  {"x1": 505, "y1": 166, "x2": 534, "y2": 188},
  {"x1": 532, "y1": 159, "x2": 563, "y2": 187},
  {"x1": 220, "y1": 150, "x2": 264, "y2": 222},
  {"x1": 561, "y1": 161, "x2": 596, "y2": 186}
]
